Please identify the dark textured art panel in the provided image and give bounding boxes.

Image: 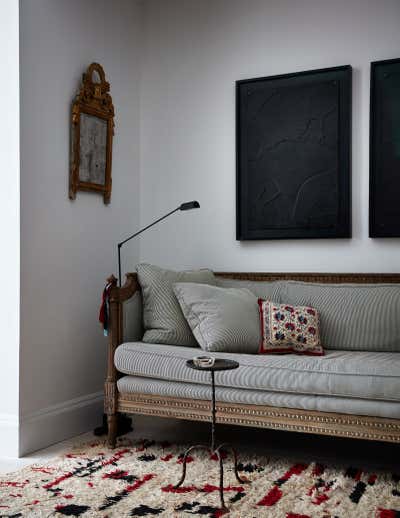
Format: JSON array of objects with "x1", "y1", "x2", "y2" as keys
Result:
[
  {"x1": 370, "y1": 58, "x2": 400, "y2": 237},
  {"x1": 236, "y1": 66, "x2": 351, "y2": 240}
]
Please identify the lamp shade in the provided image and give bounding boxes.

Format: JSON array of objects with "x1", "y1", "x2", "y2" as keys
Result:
[{"x1": 179, "y1": 200, "x2": 200, "y2": 211}]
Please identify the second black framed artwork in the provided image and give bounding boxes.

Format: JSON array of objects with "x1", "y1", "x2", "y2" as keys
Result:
[
  {"x1": 236, "y1": 65, "x2": 352, "y2": 240},
  {"x1": 370, "y1": 58, "x2": 400, "y2": 237}
]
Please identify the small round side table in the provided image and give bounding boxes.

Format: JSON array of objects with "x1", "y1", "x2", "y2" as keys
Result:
[{"x1": 173, "y1": 358, "x2": 249, "y2": 510}]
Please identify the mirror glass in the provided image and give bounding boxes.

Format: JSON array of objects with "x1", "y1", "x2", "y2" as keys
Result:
[{"x1": 79, "y1": 112, "x2": 107, "y2": 186}]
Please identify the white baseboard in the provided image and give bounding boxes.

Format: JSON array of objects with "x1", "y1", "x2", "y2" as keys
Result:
[
  {"x1": 0, "y1": 414, "x2": 19, "y2": 458},
  {"x1": 20, "y1": 391, "x2": 104, "y2": 456}
]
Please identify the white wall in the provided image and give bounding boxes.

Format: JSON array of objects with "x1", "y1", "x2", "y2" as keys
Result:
[
  {"x1": 140, "y1": 0, "x2": 400, "y2": 272},
  {"x1": 19, "y1": 0, "x2": 142, "y2": 454},
  {"x1": 0, "y1": 0, "x2": 20, "y2": 457}
]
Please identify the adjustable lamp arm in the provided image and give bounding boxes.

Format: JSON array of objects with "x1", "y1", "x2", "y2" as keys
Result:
[
  {"x1": 117, "y1": 207, "x2": 178, "y2": 286},
  {"x1": 117, "y1": 200, "x2": 200, "y2": 286}
]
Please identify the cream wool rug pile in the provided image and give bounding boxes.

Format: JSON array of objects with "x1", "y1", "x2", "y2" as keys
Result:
[{"x1": 0, "y1": 437, "x2": 398, "y2": 517}]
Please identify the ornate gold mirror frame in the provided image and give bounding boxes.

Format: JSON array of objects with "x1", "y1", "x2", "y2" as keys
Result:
[{"x1": 70, "y1": 63, "x2": 114, "y2": 204}]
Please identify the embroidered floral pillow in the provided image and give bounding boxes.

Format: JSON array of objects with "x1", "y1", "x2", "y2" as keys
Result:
[{"x1": 258, "y1": 299, "x2": 324, "y2": 355}]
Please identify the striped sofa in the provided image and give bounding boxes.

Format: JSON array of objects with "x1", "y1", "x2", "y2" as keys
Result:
[{"x1": 104, "y1": 272, "x2": 400, "y2": 447}]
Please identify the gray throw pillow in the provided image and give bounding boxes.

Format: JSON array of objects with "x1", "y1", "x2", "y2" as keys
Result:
[
  {"x1": 136, "y1": 263, "x2": 216, "y2": 347},
  {"x1": 173, "y1": 282, "x2": 261, "y2": 353}
]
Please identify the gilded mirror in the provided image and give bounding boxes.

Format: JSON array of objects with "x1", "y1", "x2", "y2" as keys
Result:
[{"x1": 70, "y1": 63, "x2": 114, "y2": 204}]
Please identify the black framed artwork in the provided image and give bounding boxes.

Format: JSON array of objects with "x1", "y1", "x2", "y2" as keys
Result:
[
  {"x1": 236, "y1": 65, "x2": 352, "y2": 240},
  {"x1": 370, "y1": 58, "x2": 400, "y2": 237}
]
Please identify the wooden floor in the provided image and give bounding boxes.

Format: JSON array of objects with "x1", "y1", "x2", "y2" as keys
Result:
[{"x1": 0, "y1": 414, "x2": 398, "y2": 475}]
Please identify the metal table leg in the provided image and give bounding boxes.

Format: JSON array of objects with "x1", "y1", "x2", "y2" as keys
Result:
[
  {"x1": 214, "y1": 443, "x2": 248, "y2": 485},
  {"x1": 173, "y1": 444, "x2": 211, "y2": 489},
  {"x1": 174, "y1": 370, "x2": 250, "y2": 510}
]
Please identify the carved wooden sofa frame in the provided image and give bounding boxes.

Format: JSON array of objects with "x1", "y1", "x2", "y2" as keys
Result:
[{"x1": 105, "y1": 272, "x2": 400, "y2": 447}]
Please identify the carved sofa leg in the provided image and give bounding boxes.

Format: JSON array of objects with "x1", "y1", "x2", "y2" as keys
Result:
[
  {"x1": 107, "y1": 414, "x2": 118, "y2": 448},
  {"x1": 105, "y1": 379, "x2": 118, "y2": 448}
]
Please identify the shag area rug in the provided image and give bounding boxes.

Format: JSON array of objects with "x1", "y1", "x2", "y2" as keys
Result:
[{"x1": 0, "y1": 437, "x2": 399, "y2": 517}]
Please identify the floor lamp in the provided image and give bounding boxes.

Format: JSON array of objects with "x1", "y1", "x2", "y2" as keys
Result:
[{"x1": 94, "y1": 200, "x2": 201, "y2": 437}]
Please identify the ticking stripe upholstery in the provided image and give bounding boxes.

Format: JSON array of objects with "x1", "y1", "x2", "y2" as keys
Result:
[
  {"x1": 114, "y1": 342, "x2": 400, "y2": 402},
  {"x1": 216, "y1": 278, "x2": 284, "y2": 301},
  {"x1": 123, "y1": 291, "x2": 143, "y2": 343},
  {"x1": 136, "y1": 263, "x2": 216, "y2": 347},
  {"x1": 281, "y1": 281, "x2": 400, "y2": 351},
  {"x1": 117, "y1": 375, "x2": 400, "y2": 419},
  {"x1": 216, "y1": 278, "x2": 400, "y2": 352},
  {"x1": 125, "y1": 276, "x2": 400, "y2": 352},
  {"x1": 173, "y1": 283, "x2": 261, "y2": 353}
]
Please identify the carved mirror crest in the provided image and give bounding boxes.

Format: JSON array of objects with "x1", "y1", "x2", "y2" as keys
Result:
[{"x1": 70, "y1": 63, "x2": 114, "y2": 204}]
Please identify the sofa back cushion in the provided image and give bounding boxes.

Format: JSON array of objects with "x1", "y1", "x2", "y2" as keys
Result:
[
  {"x1": 137, "y1": 263, "x2": 216, "y2": 347},
  {"x1": 281, "y1": 281, "x2": 400, "y2": 351},
  {"x1": 174, "y1": 282, "x2": 260, "y2": 353},
  {"x1": 216, "y1": 277, "x2": 284, "y2": 302}
]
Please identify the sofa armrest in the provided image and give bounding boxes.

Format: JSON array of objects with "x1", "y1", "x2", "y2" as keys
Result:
[
  {"x1": 108, "y1": 272, "x2": 139, "y2": 303},
  {"x1": 104, "y1": 272, "x2": 140, "y2": 417}
]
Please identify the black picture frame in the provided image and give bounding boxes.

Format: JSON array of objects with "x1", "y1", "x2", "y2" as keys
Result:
[
  {"x1": 236, "y1": 65, "x2": 352, "y2": 240},
  {"x1": 369, "y1": 57, "x2": 400, "y2": 237}
]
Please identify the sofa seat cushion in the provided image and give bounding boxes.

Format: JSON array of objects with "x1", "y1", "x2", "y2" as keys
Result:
[
  {"x1": 117, "y1": 375, "x2": 400, "y2": 419},
  {"x1": 114, "y1": 342, "x2": 400, "y2": 402}
]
